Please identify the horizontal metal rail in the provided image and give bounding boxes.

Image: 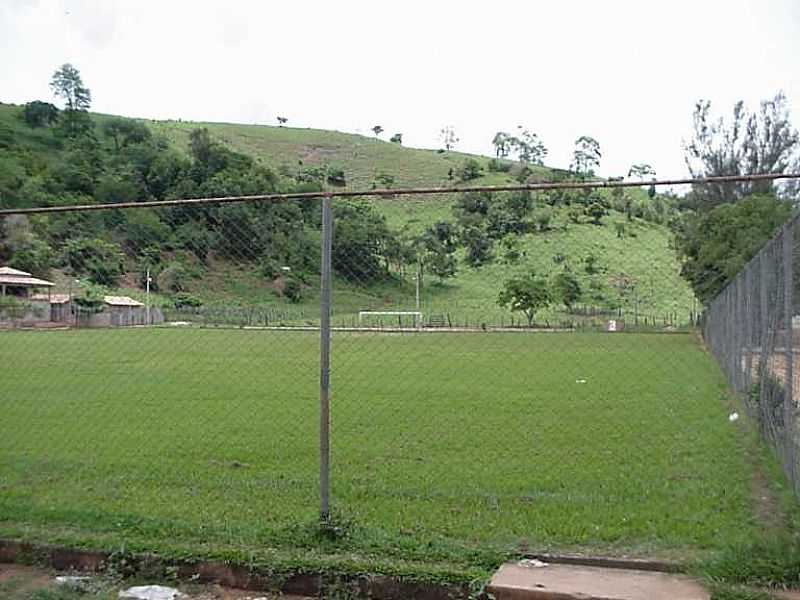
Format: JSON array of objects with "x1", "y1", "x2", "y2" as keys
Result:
[{"x1": 0, "y1": 172, "x2": 798, "y2": 216}]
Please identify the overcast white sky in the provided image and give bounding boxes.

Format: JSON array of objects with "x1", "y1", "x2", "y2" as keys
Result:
[{"x1": 1, "y1": 0, "x2": 799, "y2": 179}]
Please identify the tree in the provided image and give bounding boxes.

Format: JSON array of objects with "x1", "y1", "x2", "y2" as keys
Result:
[
  {"x1": 419, "y1": 221, "x2": 458, "y2": 282},
  {"x1": 683, "y1": 93, "x2": 799, "y2": 209},
  {"x1": 674, "y1": 194, "x2": 792, "y2": 302},
  {"x1": 457, "y1": 158, "x2": 483, "y2": 182},
  {"x1": 50, "y1": 64, "x2": 91, "y2": 111},
  {"x1": 552, "y1": 270, "x2": 581, "y2": 310},
  {"x1": 63, "y1": 237, "x2": 125, "y2": 286},
  {"x1": 498, "y1": 273, "x2": 552, "y2": 326},
  {"x1": 462, "y1": 226, "x2": 493, "y2": 267},
  {"x1": 102, "y1": 117, "x2": 151, "y2": 151},
  {"x1": 390, "y1": 133, "x2": 402, "y2": 144},
  {"x1": 372, "y1": 125, "x2": 384, "y2": 137},
  {"x1": 277, "y1": 116, "x2": 288, "y2": 126},
  {"x1": 585, "y1": 201, "x2": 608, "y2": 225},
  {"x1": 21, "y1": 101, "x2": 59, "y2": 128},
  {"x1": 0, "y1": 215, "x2": 52, "y2": 276},
  {"x1": 628, "y1": 163, "x2": 655, "y2": 180},
  {"x1": 492, "y1": 131, "x2": 511, "y2": 158},
  {"x1": 331, "y1": 201, "x2": 394, "y2": 283},
  {"x1": 510, "y1": 127, "x2": 548, "y2": 165},
  {"x1": 571, "y1": 136, "x2": 601, "y2": 177},
  {"x1": 440, "y1": 126, "x2": 458, "y2": 151}
]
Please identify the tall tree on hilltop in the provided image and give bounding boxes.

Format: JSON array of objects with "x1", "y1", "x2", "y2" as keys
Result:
[
  {"x1": 50, "y1": 64, "x2": 91, "y2": 111},
  {"x1": 492, "y1": 132, "x2": 511, "y2": 158},
  {"x1": 571, "y1": 136, "x2": 601, "y2": 177},
  {"x1": 440, "y1": 126, "x2": 458, "y2": 151},
  {"x1": 511, "y1": 127, "x2": 548, "y2": 165}
]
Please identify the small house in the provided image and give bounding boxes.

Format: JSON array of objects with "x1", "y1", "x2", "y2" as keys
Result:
[
  {"x1": 0, "y1": 267, "x2": 55, "y2": 298},
  {"x1": 0, "y1": 267, "x2": 56, "y2": 324}
]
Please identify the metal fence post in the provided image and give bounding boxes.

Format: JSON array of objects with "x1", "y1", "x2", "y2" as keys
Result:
[
  {"x1": 320, "y1": 194, "x2": 333, "y2": 519},
  {"x1": 783, "y1": 225, "x2": 796, "y2": 488}
]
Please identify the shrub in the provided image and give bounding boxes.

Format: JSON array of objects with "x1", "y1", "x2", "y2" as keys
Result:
[
  {"x1": 457, "y1": 158, "x2": 483, "y2": 182},
  {"x1": 63, "y1": 237, "x2": 125, "y2": 286},
  {"x1": 585, "y1": 201, "x2": 608, "y2": 225},
  {"x1": 173, "y1": 292, "x2": 203, "y2": 309},
  {"x1": 157, "y1": 262, "x2": 190, "y2": 293},
  {"x1": 21, "y1": 101, "x2": 59, "y2": 128},
  {"x1": 584, "y1": 254, "x2": 600, "y2": 274},
  {"x1": 326, "y1": 167, "x2": 346, "y2": 187},
  {"x1": 261, "y1": 258, "x2": 282, "y2": 280},
  {"x1": 552, "y1": 270, "x2": 582, "y2": 310},
  {"x1": 534, "y1": 207, "x2": 553, "y2": 231},
  {"x1": 283, "y1": 277, "x2": 303, "y2": 303},
  {"x1": 487, "y1": 158, "x2": 512, "y2": 173}
]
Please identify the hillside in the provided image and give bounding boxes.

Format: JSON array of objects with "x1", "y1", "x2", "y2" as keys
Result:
[{"x1": 0, "y1": 103, "x2": 694, "y2": 326}]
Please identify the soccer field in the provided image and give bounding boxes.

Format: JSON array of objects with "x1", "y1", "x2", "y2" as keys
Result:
[{"x1": 0, "y1": 328, "x2": 775, "y2": 572}]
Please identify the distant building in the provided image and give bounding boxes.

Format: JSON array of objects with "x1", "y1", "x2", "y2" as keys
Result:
[
  {"x1": 0, "y1": 267, "x2": 56, "y2": 325},
  {"x1": 0, "y1": 267, "x2": 54, "y2": 298},
  {"x1": 1, "y1": 266, "x2": 163, "y2": 328},
  {"x1": 77, "y1": 296, "x2": 163, "y2": 328}
]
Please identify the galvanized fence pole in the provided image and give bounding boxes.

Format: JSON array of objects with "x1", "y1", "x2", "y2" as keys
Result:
[
  {"x1": 319, "y1": 195, "x2": 333, "y2": 519},
  {"x1": 783, "y1": 225, "x2": 797, "y2": 488},
  {"x1": 760, "y1": 251, "x2": 770, "y2": 419}
]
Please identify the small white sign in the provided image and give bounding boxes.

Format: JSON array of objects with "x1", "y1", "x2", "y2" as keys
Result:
[{"x1": 608, "y1": 319, "x2": 617, "y2": 332}]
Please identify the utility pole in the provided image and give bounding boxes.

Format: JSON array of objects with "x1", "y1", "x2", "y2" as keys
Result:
[{"x1": 145, "y1": 268, "x2": 152, "y2": 325}]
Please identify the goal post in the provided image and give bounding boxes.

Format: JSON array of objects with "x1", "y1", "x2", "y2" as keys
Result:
[{"x1": 358, "y1": 311, "x2": 423, "y2": 329}]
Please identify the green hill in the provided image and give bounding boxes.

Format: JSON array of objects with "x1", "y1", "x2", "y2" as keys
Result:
[{"x1": 0, "y1": 103, "x2": 694, "y2": 325}]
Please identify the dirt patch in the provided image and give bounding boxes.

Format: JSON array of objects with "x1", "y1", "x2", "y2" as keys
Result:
[
  {"x1": 0, "y1": 564, "x2": 57, "y2": 598},
  {"x1": 0, "y1": 562, "x2": 310, "y2": 600},
  {"x1": 751, "y1": 457, "x2": 787, "y2": 532}
]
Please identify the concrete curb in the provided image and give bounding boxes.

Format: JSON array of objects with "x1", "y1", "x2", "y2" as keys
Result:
[{"x1": 524, "y1": 553, "x2": 681, "y2": 573}]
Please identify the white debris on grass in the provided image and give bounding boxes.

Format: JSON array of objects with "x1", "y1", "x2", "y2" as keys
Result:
[
  {"x1": 729, "y1": 412, "x2": 740, "y2": 422},
  {"x1": 575, "y1": 378, "x2": 587, "y2": 384},
  {"x1": 118, "y1": 585, "x2": 186, "y2": 600},
  {"x1": 55, "y1": 576, "x2": 93, "y2": 591},
  {"x1": 519, "y1": 558, "x2": 548, "y2": 568}
]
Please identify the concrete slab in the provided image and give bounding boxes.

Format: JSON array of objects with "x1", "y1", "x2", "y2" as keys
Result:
[{"x1": 487, "y1": 562, "x2": 710, "y2": 600}]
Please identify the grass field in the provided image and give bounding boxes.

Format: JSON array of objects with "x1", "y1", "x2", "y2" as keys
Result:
[{"x1": 0, "y1": 327, "x2": 784, "y2": 577}]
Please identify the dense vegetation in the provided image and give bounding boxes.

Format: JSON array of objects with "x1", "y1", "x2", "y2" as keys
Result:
[
  {"x1": 0, "y1": 65, "x2": 692, "y2": 322},
  {"x1": 1, "y1": 65, "x2": 797, "y2": 317}
]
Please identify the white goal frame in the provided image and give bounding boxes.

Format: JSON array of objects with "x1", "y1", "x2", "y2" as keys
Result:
[{"x1": 358, "y1": 311, "x2": 423, "y2": 328}]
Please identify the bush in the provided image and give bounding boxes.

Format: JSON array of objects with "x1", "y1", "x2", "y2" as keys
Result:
[
  {"x1": 157, "y1": 262, "x2": 190, "y2": 293},
  {"x1": 326, "y1": 167, "x2": 346, "y2": 187},
  {"x1": 21, "y1": 101, "x2": 59, "y2": 128},
  {"x1": 261, "y1": 258, "x2": 282, "y2": 280},
  {"x1": 487, "y1": 158, "x2": 512, "y2": 173},
  {"x1": 584, "y1": 254, "x2": 600, "y2": 274},
  {"x1": 173, "y1": 292, "x2": 203, "y2": 309},
  {"x1": 534, "y1": 207, "x2": 553, "y2": 231},
  {"x1": 63, "y1": 237, "x2": 125, "y2": 286},
  {"x1": 283, "y1": 277, "x2": 303, "y2": 303},
  {"x1": 457, "y1": 158, "x2": 483, "y2": 182},
  {"x1": 0, "y1": 296, "x2": 29, "y2": 319}
]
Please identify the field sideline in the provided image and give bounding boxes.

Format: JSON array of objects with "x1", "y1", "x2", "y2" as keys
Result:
[{"x1": 0, "y1": 328, "x2": 783, "y2": 572}]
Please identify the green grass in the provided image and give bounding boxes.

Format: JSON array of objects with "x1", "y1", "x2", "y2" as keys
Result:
[{"x1": 0, "y1": 328, "x2": 780, "y2": 576}]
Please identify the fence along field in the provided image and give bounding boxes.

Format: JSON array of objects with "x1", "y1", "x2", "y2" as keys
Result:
[{"x1": 0, "y1": 177, "x2": 796, "y2": 575}]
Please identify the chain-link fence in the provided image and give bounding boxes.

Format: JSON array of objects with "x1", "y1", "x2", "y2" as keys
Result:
[
  {"x1": 703, "y1": 214, "x2": 800, "y2": 495},
  {"x1": 0, "y1": 185, "x2": 790, "y2": 565}
]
